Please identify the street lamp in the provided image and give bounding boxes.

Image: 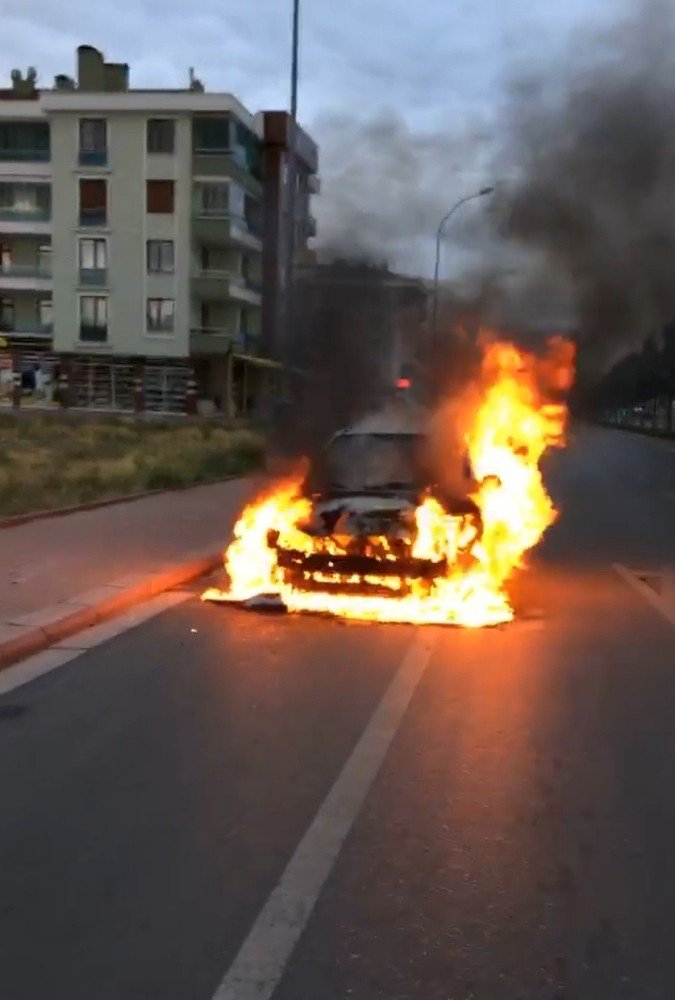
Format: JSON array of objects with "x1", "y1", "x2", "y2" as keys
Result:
[
  {"x1": 283, "y1": 0, "x2": 300, "y2": 372},
  {"x1": 430, "y1": 186, "x2": 495, "y2": 342}
]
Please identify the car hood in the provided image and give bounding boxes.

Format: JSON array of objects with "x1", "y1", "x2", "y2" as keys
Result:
[{"x1": 314, "y1": 494, "x2": 417, "y2": 516}]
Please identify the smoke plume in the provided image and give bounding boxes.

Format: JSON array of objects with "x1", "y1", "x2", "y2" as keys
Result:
[
  {"x1": 495, "y1": 0, "x2": 675, "y2": 375},
  {"x1": 311, "y1": 0, "x2": 675, "y2": 384},
  {"x1": 312, "y1": 110, "x2": 494, "y2": 275}
]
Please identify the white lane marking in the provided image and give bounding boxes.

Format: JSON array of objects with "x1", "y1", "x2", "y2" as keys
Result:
[
  {"x1": 613, "y1": 564, "x2": 675, "y2": 626},
  {"x1": 211, "y1": 631, "x2": 438, "y2": 1000},
  {"x1": 0, "y1": 592, "x2": 190, "y2": 697}
]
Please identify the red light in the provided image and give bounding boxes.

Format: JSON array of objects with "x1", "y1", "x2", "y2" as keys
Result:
[{"x1": 396, "y1": 378, "x2": 411, "y2": 389}]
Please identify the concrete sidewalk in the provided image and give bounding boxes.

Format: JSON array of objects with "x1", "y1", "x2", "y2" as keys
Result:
[{"x1": 0, "y1": 476, "x2": 256, "y2": 664}]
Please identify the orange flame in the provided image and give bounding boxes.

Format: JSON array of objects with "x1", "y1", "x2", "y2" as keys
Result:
[{"x1": 203, "y1": 336, "x2": 574, "y2": 628}]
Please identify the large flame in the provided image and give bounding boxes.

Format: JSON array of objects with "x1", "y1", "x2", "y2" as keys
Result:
[{"x1": 203, "y1": 337, "x2": 575, "y2": 628}]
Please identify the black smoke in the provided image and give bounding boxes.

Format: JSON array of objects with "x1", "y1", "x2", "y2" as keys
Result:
[{"x1": 496, "y1": 0, "x2": 675, "y2": 384}]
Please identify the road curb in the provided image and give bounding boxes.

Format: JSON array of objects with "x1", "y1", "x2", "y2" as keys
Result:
[{"x1": 0, "y1": 551, "x2": 222, "y2": 674}]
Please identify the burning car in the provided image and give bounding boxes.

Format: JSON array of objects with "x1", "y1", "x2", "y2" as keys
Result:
[
  {"x1": 203, "y1": 337, "x2": 574, "y2": 628},
  {"x1": 269, "y1": 406, "x2": 480, "y2": 598}
]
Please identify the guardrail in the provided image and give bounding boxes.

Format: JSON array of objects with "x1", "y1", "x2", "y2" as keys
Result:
[{"x1": 603, "y1": 397, "x2": 675, "y2": 436}]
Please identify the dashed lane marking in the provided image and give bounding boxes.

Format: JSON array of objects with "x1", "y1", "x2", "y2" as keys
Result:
[{"x1": 210, "y1": 631, "x2": 438, "y2": 1000}]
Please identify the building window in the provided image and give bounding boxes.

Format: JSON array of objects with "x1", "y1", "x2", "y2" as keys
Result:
[
  {"x1": 79, "y1": 238, "x2": 107, "y2": 284},
  {"x1": 79, "y1": 178, "x2": 107, "y2": 226},
  {"x1": 38, "y1": 243, "x2": 52, "y2": 275},
  {"x1": 0, "y1": 122, "x2": 50, "y2": 162},
  {"x1": 79, "y1": 295, "x2": 108, "y2": 342},
  {"x1": 196, "y1": 181, "x2": 230, "y2": 216},
  {"x1": 38, "y1": 298, "x2": 52, "y2": 330},
  {"x1": 0, "y1": 297, "x2": 14, "y2": 331},
  {"x1": 147, "y1": 119, "x2": 175, "y2": 154},
  {"x1": 147, "y1": 240, "x2": 174, "y2": 273},
  {"x1": 146, "y1": 180, "x2": 174, "y2": 214},
  {"x1": 0, "y1": 244, "x2": 10, "y2": 271},
  {"x1": 147, "y1": 298, "x2": 175, "y2": 332},
  {"x1": 79, "y1": 119, "x2": 107, "y2": 166},
  {"x1": 193, "y1": 117, "x2": 232, "y2": 153}
]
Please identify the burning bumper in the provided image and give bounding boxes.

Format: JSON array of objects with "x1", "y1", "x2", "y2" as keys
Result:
[{"x1": 273, "y1": 543, "x2": 446, "y2": 597}]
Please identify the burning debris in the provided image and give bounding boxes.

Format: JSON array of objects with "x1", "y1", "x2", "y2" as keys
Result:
[{"x1": 203, "y1": 336, "x2": 575, "y2": 628}]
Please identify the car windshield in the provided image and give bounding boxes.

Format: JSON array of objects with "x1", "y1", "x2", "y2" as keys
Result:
[{"x1": 324, "y1": 433, "x2": 422, "y2": 492}]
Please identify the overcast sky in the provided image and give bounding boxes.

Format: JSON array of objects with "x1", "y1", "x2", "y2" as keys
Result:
[{"x1": 1, "y1": 0, "x2": 621, "y2": 274}]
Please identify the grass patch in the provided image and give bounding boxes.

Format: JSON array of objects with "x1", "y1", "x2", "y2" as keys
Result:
[{"x1": 0, "y1": 415, "x2": 264, "y2": 517}]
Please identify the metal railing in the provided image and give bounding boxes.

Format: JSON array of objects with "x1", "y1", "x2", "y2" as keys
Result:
[
  {"x1": 192, "y1": 207, "x2": 263, "y2": 238},
  {"x1": 79, "y1": 208, "x2": 107, "y2": 227},
  {"x1": 78, "y1": 324, "x2": 108, "y2": 343},
  {"x1": 192, "y1": 269, "x2": 262, "y2": 298},
  {"x1": 0, "y1": 264, "x2": 52, "y2": 279},
  {"x1": 0, "y1": 321, "x2": 52, "y2": 335},
  {"x1": 78, "y1": 267, "x2": 107, "y2": 286},
  {"x1": 0, "y1": 148, "x2": 50, "y2": 162},
  {"x1": 192, "y1": 145, "x2": 248, "y2": 169},
  {"x1": 78, "y1": 148, "x2": 108, "y2": 166},
  {"x1": 0, "y1": 208, "x2": 50, "y2": 223}
]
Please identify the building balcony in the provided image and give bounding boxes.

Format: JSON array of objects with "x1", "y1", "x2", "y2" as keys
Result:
[
  {"x1": 0, "y1": 265, "x2": 52, "y2": 292},
  {"x1": 0, "y1": 148, "x2": 50, "y2": 163},
  {"x1": 0, "y1": 208, "x2": 51, "y2": 235},
  {"x1": 190, "y1": 326, "x2": 234, "y2": 355},
  {"x1": 307, "y1": 174, "x2": 321, "y2": 195},
  {"x1": 192, "y1": 151, "x2": 262, "y2": 195},
  {"x1": 191, "y1": 269, "x2": 262, "y2": 306},
  {"x1": 78, "y1": 148, "x2": 108, "y2": 167},
  {"x1": 192, "y1": 210, "x2": 262, "y2": 251},
  {"x1": 0, "y1": 321, "x2": 53, "y2": 341},
  {"x1": 307, "y1": 215, "x2": 317, "y2": 238}
]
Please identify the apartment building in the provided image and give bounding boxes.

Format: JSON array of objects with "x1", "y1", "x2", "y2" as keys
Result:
[{"x1": 0, "y1": 46, "x2": 318, "y2": 413}]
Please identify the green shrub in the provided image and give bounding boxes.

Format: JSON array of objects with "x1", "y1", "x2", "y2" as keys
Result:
[{"x1": 143, "y1": 464, "x2": 191, "y2": 490}]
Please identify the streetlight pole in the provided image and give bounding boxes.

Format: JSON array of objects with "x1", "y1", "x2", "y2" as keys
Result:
[
  {"x1": 431, "y1": 186, "x2": 494, "y2": 343},
  {"x1": 282, "y1": 0, "x2": 300, "y2": 380}
]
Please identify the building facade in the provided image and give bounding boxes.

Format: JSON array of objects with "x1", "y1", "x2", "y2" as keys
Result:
[{"x1": 0, "y1": 46, "x2": 318, "y2": 414}]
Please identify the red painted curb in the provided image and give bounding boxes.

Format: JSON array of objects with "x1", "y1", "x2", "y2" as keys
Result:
[{"x1": 0, "y1": 552, "x2": 223, "y2": 674}]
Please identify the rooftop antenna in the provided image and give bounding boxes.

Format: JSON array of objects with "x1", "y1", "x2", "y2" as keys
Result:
[{"x1": 188, "y1": 67, "x2": 204, "y2": 92}]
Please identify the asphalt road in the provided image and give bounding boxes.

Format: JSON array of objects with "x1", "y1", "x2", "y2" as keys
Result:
[{"x1": 0, "y1": 424, "x2": 674, "y2": 1000}]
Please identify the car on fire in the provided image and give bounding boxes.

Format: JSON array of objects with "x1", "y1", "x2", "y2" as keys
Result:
[{"x1": 267, "y1": 404, "x2": 481, "y2": 598}]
